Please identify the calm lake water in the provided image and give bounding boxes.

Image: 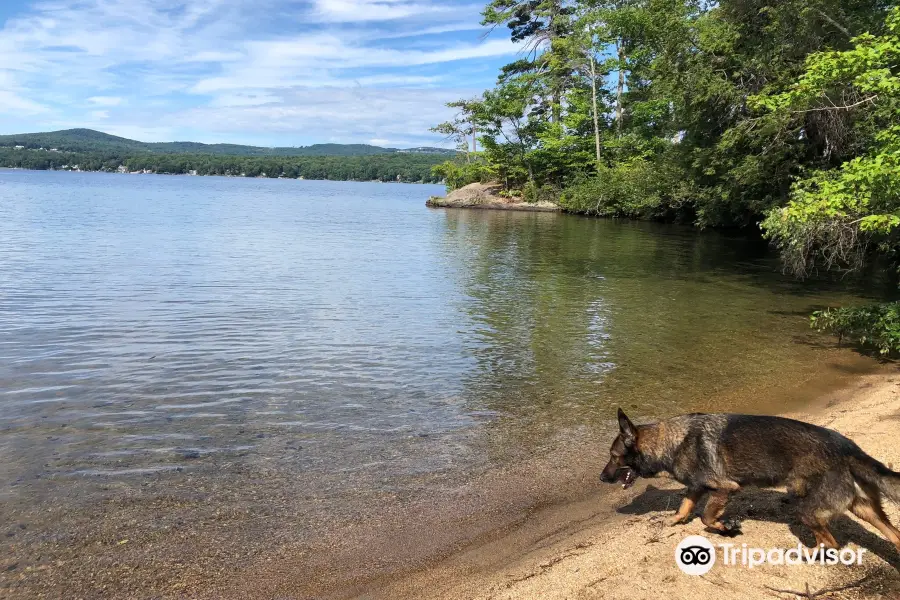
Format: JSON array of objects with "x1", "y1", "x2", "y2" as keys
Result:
[{"x1": 0, "y1": 170, "x2": 886, "y2": 597}]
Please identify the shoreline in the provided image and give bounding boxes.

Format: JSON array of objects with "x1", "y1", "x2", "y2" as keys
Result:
[
  {"x1": 179, "y1": 359, "x2": 897, "y2": 600},
  {"x1": 3, "y1": 362, "x2": 894, "y2": 598},
  {"x1": 358, "y1": 368, "x2": 900, "y2": 600},
  {"x1": 0, "y1": 166, "x2": 442, "y2": 185}
]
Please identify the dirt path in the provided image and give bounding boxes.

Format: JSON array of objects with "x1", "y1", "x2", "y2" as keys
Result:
[{"x1": 367, "y1": 371, "x2": 900, "y2": 600}]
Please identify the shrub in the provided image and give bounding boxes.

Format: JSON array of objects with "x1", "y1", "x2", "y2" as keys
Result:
[
  {"x1": 811, "y1": 302, "x2": 900, "y2": 355},
  {"x1": 431, "y1": 158, "x2": 496, "y2": 192},
  {"x1": 558, "y1": 159, "x2": 665, "y2": 218},
  {"x1": 522, "y1": 181, "x2": 560, "y2": 204}
]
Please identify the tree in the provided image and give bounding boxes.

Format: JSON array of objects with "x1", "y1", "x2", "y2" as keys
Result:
[
  {"x1": 483, "y1": 1, "x2": 578, "y2": 125},
  {"x1": 757, "y1": 6, "x2": 900, "y2": 277},
  {"x1": 430, "y1": 98, "x2": 483, "y2": 160}
]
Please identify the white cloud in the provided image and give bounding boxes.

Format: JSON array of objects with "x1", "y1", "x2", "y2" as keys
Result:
[
  {"x1": 169, "y1": 86, "x2": 471, "y2": 145},
  {"x1": 209, "y1": 92, "x2": 282, "y2": 107},
  {"x1": 0, "y1": 0, "x2": 514, "y2": 146},
  {"x1": 0, "y1": 90, "x2": 50, "y2": 115},
  {"x1": 183, "y1": 50, "x2": 245, "y2": 63},
  {"x1": 190, "y1": 36, "x2": 517, "y2": 93},
  {"x1": 310, "y1": 0, "x2": 464, "y2": 23},
  {"x1": 88, "y1": 96, "x2": 123, "y2": 106},
  {"x1": 352, "y1": 74, "x2": 442, "y2": 86},
  {"x1": 371, "y1": 21, "x2": 487, "y2": 40}
]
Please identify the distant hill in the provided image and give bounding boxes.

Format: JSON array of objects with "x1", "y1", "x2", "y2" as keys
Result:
[{"x1": 0, "y1": 128, "x2": 456, "y2": 157}]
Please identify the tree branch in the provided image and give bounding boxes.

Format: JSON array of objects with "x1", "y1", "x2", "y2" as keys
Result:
[
  {"x1": 792, "y1": 95, "x2": 877, "y2": 114},
  {"x1": 813, "y1": 8, "x2": 853, "y2": 38}
]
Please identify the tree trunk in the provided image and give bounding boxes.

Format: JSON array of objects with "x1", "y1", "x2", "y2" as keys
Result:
[
  {"x1": 590, "y1": 55, "x2": 602, "y2": 171},
  {"x1": 616, "y1": 41, "x2": 626, "y2": 136},
  {"x1": 549, "y1": 0, "x2": 562, "y2": 127}
]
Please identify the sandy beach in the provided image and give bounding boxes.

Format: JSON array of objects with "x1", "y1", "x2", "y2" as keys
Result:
[
  {"x1": 355, "y1": 370, "x2": 900, "y2": 600},
  {"x1": 5, "y1": 364, "x2": 895, "y2": 600},
  {"x1": 164, "y1": 367, "x2": 900, "y2": 600}
]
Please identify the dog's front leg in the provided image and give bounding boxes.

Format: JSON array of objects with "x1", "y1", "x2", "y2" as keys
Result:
[
  {"x1": 666, "y1": 488, "x2": 705, "y2": 526},
  {"x1": 701, "y1": 488, "x2": 742, "y2": 535}
]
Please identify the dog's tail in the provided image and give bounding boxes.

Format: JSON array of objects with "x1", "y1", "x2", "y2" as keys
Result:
[
  {"x1": 851, "y1": 457, "x2": 900, "y2": 504},
  {"x1": 875, "y1": 463, "x2": 900, "y2": 504}
]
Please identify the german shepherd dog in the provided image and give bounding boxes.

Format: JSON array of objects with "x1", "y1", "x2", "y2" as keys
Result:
[{"x1": 600, "y1": 409, "x2": 900, "y2": 551}]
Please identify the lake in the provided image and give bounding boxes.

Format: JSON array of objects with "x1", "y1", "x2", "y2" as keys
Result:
[{"x1": 0, "y1": 170, "x2": 885, "y2": 597}]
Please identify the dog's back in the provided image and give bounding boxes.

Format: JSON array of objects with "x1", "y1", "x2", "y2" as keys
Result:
[{"x1": 696, "y1": 414, "x2": 875, "y2": 488}]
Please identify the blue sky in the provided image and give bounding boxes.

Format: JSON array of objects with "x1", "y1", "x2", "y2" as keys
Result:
[{"x1": 0, "y1": 0, "x2": 521, "y2": 147}]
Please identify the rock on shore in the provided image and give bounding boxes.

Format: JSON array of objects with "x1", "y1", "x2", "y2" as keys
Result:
[{"x1": 426, "y1": 182, "x2": 560, "y2": 212}]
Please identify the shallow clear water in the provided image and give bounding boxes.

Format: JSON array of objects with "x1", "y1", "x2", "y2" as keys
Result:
[{"x1": 0, "y1": 170, "x2": 887, "y2": 595}]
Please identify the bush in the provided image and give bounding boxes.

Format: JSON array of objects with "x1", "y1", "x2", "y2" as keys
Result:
[
  {"x1": 522, "y1": 181, "x2": 560, "y2": 204},
  {"x1": 811, "y1": 302, "x2": 900, "y2": 355},
  {"x1": 431, "y1": 158, "x2": 496, "y2": 191},
  {"x1": 558, "y1": 159, "x2": 666, "y2": 218}
]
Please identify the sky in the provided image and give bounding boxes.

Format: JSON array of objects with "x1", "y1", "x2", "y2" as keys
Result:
[{"x1": 0, "y1": 0, "x2": 522, "y2": 148}]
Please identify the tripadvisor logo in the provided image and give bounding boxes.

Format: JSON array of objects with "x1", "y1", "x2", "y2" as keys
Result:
[
  {"x1": 675, "y1": 535, "x2": 716, "y2": 575},
  {"x1": 675, "y1": 535, "x2": 866, "y2": 575}
]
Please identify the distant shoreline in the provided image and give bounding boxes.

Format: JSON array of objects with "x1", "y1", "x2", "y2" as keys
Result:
[
  {"x1": 0, "y1": 131, "x2": 451, "y2": 184},
  {"x1": 0, "y1": 166, "x2": 443, "y2": 186}
]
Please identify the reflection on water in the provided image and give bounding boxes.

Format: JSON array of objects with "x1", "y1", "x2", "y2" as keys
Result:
[
  {"x1": 0, "y1": 170, "x2": 886, "y2": 596},
  {"x1": 443, "y1": 208, "x2": 883, "y2": 425}
]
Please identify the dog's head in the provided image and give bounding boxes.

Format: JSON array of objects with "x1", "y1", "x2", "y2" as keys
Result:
[{"x1": 599, "y1": 408, "x2": 639, "y2": 489}]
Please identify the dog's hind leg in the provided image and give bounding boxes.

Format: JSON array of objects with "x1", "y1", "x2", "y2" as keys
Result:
[
  {"x1": 667, "y1": 488, "x2": 705, "y2": 526},
  {"x1": 799, "y1": 511, "x2": 840, "y2": 550},
  {"x1": 701, "y1": 489, "x2": 741, "y2": 535},
  {"x1": 796, "y1": 472, "x2": 851, "y2": 550},
  {"x1": 851, "y1": 495, "x2": 900, "y2": 551}
]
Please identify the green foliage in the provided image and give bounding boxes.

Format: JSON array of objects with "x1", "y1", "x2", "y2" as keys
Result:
[
  {"x1": 558, "y1": 158, "x2": 667, "y2": 218},
  {"x1": 811, "y1": 302, "x2": 900, "y2": 355},
  {"x1": 758, "y1": 6, "x2": 900, "y2": 277},
  {"x1": 0, "y1": 147, "x2": 448, "y2": 183},
  {"x1": 431, "y1": 157, "x2": 496, "y2": 191},
  {"x1": 435, "y1": 0, "x2": 900, "y2": 351},
  {"x1": 438, "y1": 0, "x2": 892, "y2": 225}
]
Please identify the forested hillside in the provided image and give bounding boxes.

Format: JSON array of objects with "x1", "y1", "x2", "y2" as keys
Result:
[
  {"x1": 0, "y1": 128, "x2": 454, "y2": 157},
  {"x1": 432, "y1": 0, "x2": 900, "y2": 351},
  {"x1": 0, "y1": 146, "x2": 447, "y2": 183}
]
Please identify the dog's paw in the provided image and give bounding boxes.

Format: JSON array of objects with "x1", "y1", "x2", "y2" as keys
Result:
[
  {"x1": 705, "y1": 518, "x2": 742, "y2": 537},
  {"x1": 720, "y1": 517, "x2": 743, "y2": 536},
  {"x1": 665, "y1": 515, "x2": 690, "y2": 527}
]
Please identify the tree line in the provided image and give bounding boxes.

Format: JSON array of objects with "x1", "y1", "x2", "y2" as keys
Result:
[
  {"x1": 432, "y1": 0, "x2": 900, "y2": 352},
  {"x1": 0, "y1": 128, "x2": 454, "y2": 157},
  {"x1": 0, "y1": 147, "x2": 447, "y2": 183}
]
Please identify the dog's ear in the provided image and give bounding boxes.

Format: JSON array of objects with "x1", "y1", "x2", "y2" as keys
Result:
[{"x1": 617, "y1": 408, "x2": 637, "y2": 447}]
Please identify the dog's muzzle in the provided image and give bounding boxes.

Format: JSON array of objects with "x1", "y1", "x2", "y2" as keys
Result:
[{"x1": 602, "y1": 467, "x2": 636, "y2": 489}]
